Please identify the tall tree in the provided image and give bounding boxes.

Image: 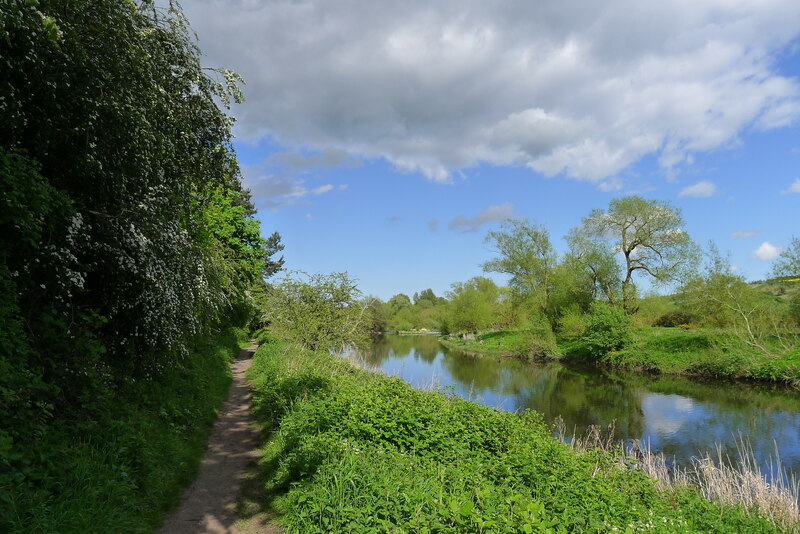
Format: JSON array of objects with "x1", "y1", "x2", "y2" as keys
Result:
[
  {"x1": 565, "y1": 227, "x2": 622, "y2": 305},
  {"x1": 483, "y1": 219, "x2": 556, "y2": 317},
  {"x1": 578, "y1": 196, "x2": 698, "y2": 313},
  {"x1": 447, "y1": 277, "x2": 501, "y2": 333}
]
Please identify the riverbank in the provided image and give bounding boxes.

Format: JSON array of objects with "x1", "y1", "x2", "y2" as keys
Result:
[
  {"x1": 247, "y1": 338, "x2": 793, "y2": 533},
  {"x1": 440, "y1": 327, "x2": 800, "y2": 386},
  {"x1": 3, "y1": 328, "x2": 249, "y2": 534}
]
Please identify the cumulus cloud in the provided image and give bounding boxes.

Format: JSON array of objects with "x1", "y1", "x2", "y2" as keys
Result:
[
  {"x1": 448, "y1": 202, "x2": 514, "y2": 233},
  {"x1": 751, "y1": 241, "x2": 783, "y2": 260},
  {"x1": 679, "y1": 181, "x2": 716, "y2": 198},
  {"x1": 781, "y1": 177, "x2": 800, "y2": 194},
  {"x1": 730, "y1": 230, "x2": 757, "y2": 239},
  {"x1": 185, "y1": 0, "x2": 800, "y2": 184}
]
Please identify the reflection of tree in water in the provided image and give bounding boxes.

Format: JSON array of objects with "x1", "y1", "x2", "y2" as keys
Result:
[
  {"x1": 510, "y1": 365, "x2": 646, "y2": 440},
  {"x1": 362, "y1": 335, "x2": 443, "y2": 366}
]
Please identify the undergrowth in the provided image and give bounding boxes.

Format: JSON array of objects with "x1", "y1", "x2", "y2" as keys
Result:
[
  {"x1": 1, "y1": 327, "x2": 245, "y2": 533},
  {"x1": 249, "y1": 340, "x2": 790, "y2": 533}
]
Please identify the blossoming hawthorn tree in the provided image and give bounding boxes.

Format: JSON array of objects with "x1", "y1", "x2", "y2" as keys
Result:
[{"x1": 0, "y1": 0, "x2": 282, "y2": 498}]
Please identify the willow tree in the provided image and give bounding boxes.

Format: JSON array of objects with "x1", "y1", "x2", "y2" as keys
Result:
[
  {"x1": 577, "y1": 196, "x2": 698, "y2": 313},
  {"x1": 483, "y1": 219, "x2": 557, "y2": 318}
]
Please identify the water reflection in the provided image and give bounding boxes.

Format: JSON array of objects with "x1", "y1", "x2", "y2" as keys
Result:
[{"x1": 353, "y1": 335, "x2": 800, "y2": 477}]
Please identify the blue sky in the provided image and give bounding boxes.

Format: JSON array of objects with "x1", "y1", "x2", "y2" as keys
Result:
[{"x1": 185, "y1": 1, "x2": 800, "y2": 300}]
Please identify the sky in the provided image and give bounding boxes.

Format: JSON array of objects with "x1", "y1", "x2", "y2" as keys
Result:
[{"x1": 183, "y1": 0, "x2": 800, "y2": 300}]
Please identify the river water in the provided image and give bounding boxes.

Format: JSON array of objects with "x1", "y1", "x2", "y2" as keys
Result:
[{"x1": 352, "y1": 335, "x2": 800, "y2": 479}]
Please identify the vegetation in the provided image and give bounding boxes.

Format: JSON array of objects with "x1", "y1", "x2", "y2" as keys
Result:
[
  {"x1": 368, "y1": 201, "x2": 798, "y2": 385},
  {"x1": 247, "y1": 338, "x2": 791, "y2": 533},
  {"x1": 264, "y1": 271, "x2": 368, "y2": 352},
  {"x1": 580, "y1": 302, "x2": 634, "y2": 357},
  {"x1": 1, "y1": 0, "x2": 277, "y2": 529}
]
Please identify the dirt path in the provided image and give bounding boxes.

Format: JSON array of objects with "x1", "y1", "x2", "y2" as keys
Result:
[{"x1": 158, "y1": 342, "x2": 280, "y2": 534}]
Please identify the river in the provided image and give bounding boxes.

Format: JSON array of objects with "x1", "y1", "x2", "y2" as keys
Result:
[{"x1": 351, "y1": 335, "x2": 800, "y2": 481}]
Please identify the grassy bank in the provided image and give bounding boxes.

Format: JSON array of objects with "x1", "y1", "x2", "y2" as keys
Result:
[
  {"x1": 2, "y1": 327, "x2": 248, "y2": 534},
  {"x1": 440, "y1": 328, "x2": 800, "y2": 385},
  {"x1": 439, "y1": 330, "x2": 550, "y2": 359},
  {"x1": 247, "y1": 339, "x2": 791, "y2": 533}
]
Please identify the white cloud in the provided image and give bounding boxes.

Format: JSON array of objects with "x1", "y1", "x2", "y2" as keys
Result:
[
  {"x1": 448, "y1": 202, "x2": 514, "y2": 233},
  {"x1": 679, "y1": 181, "x2": 716, "y2": 198},
  {"x1": 311, "y1": 184, "x2": 335, "y2": 195},
  {"x1": 730, "y1": 230, "x2": 757, "y2": 239},
  {"x1": 242, "y1": 171, "x2": 339, "y2": 211},
  {"x1": 751, "y1": 241, "x2": 783, "y2": 260},
  {"x1": 781, "y1": 177, "x2": 800, "y2": 194},
  {"x1": 186, "y1": 0, "x2": 800, "y2": 184}
]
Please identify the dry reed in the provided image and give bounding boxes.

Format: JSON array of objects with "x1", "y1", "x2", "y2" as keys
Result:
[{"x1": 554, "y1": 417, "x2": 799, "y2": 532}]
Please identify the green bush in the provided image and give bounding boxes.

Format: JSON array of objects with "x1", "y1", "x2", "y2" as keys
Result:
[
  {"x1": 518, "y1": 315, "x2": 559, "y2": 359},
  {"x1": 3, "y1": 329, "x2": 240, "y2": 533},
  {"x1": 557, "y1": 309, "x2": 586, "y2": 340},
  {"x1": 653, "y1": 311, "x2": 697, "y2": 328},
  {"x1": 581, "y1": 302, "x2": 633, "y2": 357},
  {"x1": 789, "y1": 292, "x2": 800, "y2": 327}
]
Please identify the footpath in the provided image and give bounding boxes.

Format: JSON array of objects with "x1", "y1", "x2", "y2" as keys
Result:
[{"x1": 158, "y1": 342, "x2": 280, "y2": 534}]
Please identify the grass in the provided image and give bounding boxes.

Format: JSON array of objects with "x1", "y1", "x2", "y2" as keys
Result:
[
  {"x1": 440, "y1": 330, "x2": 551, "y2": 359},
  {"x1": 247, "y1": 339, "x2": 794, "y2": 533},
  {"x1": 598, "y1": 327, "x2": 800, "y2": 384},
  {"x1": 2, "y1": 327, "x2": 245, "y2": 534}
]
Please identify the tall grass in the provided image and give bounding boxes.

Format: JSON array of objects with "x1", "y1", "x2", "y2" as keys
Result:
[{"x1": 556, "y1": 418, "x2": 800, "y2": 532}]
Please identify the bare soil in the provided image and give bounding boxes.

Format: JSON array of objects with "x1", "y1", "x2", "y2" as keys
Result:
[{"x1": 158, "y1": 342, "x2": 281, "y2": 534}]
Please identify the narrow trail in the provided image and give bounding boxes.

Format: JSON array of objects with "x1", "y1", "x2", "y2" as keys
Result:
[{"x1": 158, "y1": 342, "x2": 280, "y2": 534}]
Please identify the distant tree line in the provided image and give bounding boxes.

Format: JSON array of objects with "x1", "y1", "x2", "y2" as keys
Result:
[{"x1": 363, "y1": 196, "x2": 799, "y2": 358}]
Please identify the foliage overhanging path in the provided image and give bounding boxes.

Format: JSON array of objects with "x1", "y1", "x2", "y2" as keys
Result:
[{"x1": 158, "y1": 341, "x2": 279, "y2": 534}]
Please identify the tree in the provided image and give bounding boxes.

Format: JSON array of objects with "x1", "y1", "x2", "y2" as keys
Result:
[
  {"x1": 578, "y1": 196, "x2": 698, "y2": 313},
  {"x1": 0, "y1": 1, "x2": 281, "y2": 520},
  {"x1": 772, "y1": 236, "x2": 800, "y2": 278},
  {"x1": 680, "y1": 244, "x2": 794, "y2": 356},
  {"x1": 483, "y1": 219, "x2": 557, "y2": 317},
  {"x1": 446, "y1": 277, "x2": 501, "y2": 333},
  {"x1": 388, "y1": 293, "x2": 413, "y2": 313},
  {"x1": 565, "y1": 227, "x2": 622, "y2": 305},
  {"x1": 265, "y1": 272, "x2": 369, "y2": 352},
  {"x1": 413, "y1": 288, "x2": 442, "y2": 306}
]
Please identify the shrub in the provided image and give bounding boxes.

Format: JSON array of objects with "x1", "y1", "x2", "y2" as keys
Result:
[
  {"x1": 581, "y1": 302, "x2": 633, "y2": 357},
  {"x1": 653, "y1": 311, "x2": 696, "y2": 328},
  {"x1": 789, "y1": 292, "x2": 800, "y2": 327},
  {"x1": 518, "y1": 315, "x2": 559, "y2": 359},
  {"x1": 557, "y1": 309, "x2": 586, "y2": 340}
]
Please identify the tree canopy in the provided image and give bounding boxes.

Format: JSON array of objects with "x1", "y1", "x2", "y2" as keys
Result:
[{"x1": 578, "y1": 196, "x2": 698, "y2": 313}]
